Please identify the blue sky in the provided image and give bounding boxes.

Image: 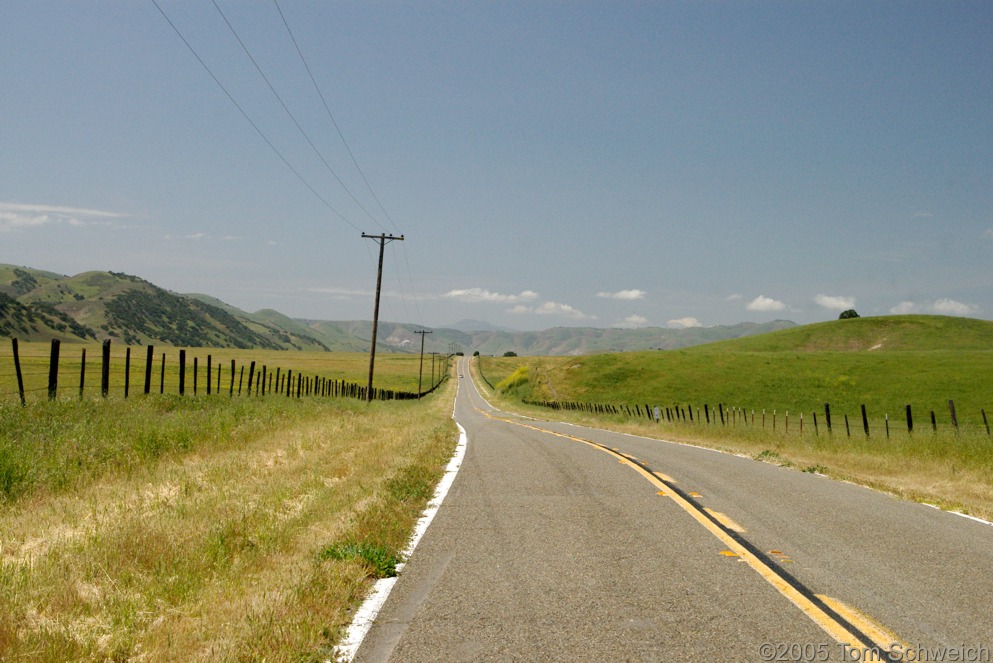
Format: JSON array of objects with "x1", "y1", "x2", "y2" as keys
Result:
[{"x1": 2, "y1": 1, "x2": 991, "y2": 331}]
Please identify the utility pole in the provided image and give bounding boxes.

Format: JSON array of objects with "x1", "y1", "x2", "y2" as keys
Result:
[
  {"x1": 415, "y1": 330, "x2": 432, "y2": 398},
  {"x1": 362, "y1": 233, "x2": 404, "y2": 402},
  {"x1": 430, "y1": 351, "x2": 438, "y2": 390}
]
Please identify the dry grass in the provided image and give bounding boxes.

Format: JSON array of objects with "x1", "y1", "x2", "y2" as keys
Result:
[{"x1": 0, "y1": 383, "x2": 457, "y2": 660}]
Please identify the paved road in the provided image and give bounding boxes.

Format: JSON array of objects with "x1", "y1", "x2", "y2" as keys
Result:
[{"x1": 354, "y1": 357, "x2": 993, "y2": 662}]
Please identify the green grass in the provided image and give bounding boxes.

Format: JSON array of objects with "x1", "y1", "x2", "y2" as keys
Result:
[
  {"x1": 318, "y1": 541, "x2": 403, "y2": 579},
  {"x1": 480, "y1": 315, "x2": 993, "y2": 430},
  {"x1": 718, "y1": 314, "x2": 993, "y2": 352},
  {"x1": 0, "y1": 396, "x2": 319, "y2": 504}
]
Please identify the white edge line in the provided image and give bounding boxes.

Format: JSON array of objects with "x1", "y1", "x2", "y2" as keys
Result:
[
  {"x1": 331, "y1": 393, "x2": 468, "y2": 662},
  {"x1": 946, "y1": 508, "x2": 993, "y2": 526}
]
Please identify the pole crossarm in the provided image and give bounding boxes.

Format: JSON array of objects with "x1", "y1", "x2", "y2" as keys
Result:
[{"x1": 362, "y1": 233, "x2": 405, "y2": 402}]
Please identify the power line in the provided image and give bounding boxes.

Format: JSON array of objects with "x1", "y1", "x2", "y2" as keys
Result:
[
  {"x1": 398, "y1": 243, "x2": 425, "y2": 327},
  {"x1": 150, "y1": 0, "x2": 361, "y2": 232},
  {"x1": 273, "y1": 0, "x2": 400, "y2": 234},
  {"x1": 155, "y1": 1, "x2": 427, "y2": 331},
  {"x1": 274, "y1": 1, "x2": 428, "y2": 330},
  {"x1": 212, "y1": 0, "x2": 386, "y2": 231}
]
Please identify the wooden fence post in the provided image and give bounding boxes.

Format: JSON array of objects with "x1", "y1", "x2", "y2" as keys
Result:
[
  {"x1": 906, "y1": 404, "x2": 913, "y2": 433},
  {"x1": 160, "y1": 352, "x2": 166, "y2": 394},
  {"x1": 930, "y1": 410, "x2": 937, "y2": 432},
  {"x1": 48, "y1": 339, "x2": 60, "y2": 400},
  {"x1": 983, "y1": 409, "x2": 990, "y2": 436},
  {"x1": 238, "y1": 366, "x2": 244, "y2": 396},
  {"x1": 861, "y1": 404, "x2": 869, "y2": 437},
  {"x1": 824, "y1": 403, "x2": 832, "y2": 433},
  {"x1": 79, "y1": 348, "x2": 86, "y2": 398},
  {"x1": 207, "y1": 355, "x2": 212, "y2": 395},
  {"x1": 948, "y1": 400, "x2": 958, "y2": 430},
  {"x1": 101, "y1": 339, "x2": 111, "y2": 397},
  {"x1": 144, "y1": 345, "x2": 154, "y2": 395},
  {"x1": 247, "y1": 361, "x2": 256, "y2": 396},
  {"x1": 125, "y1": 347, "x2": 131, "y2": 398},
  {"x1": 193, "y1": 357, "x2": 198, "y2": 395},
  {"x1": 11, "y1": 339, "x2": 26, "y2": 406},
  {"x1": 179, "y1": 349, "x2": 186, "y2": 395}
]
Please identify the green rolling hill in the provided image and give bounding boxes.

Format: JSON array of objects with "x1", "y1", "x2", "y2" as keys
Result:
[
  {"x1": 1, "y1": 264, "x2": 808, "y2": 355},
  {"x1": 483, "y1": 315, "x2": 993, "y2": 420}
]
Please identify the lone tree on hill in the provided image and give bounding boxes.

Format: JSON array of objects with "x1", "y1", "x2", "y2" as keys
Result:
[{"x1": 839, "y1": 309, "x2": 860, "y2": 319}]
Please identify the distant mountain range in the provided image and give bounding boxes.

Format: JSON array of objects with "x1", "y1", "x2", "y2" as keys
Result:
[{"x1": 0, "y1": 264, "x2": 796, "y2": 355}]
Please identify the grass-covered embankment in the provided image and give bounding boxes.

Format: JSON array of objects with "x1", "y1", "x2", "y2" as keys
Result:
[
  {"x1": 476, "y1": 315, "x2": 993, "y2": 519},
  {"x1": 0, "y1": 382, "x2": 457, "y2": 660}
]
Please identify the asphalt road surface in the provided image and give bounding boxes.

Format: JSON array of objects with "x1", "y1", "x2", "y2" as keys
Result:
[{"x1": 353, "y1": 357, "x2": 993, "y2": 662}]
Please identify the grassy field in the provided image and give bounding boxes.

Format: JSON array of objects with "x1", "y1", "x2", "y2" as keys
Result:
[
  {"x1": 476, "y1": 315, "x2": 993, "y2": 519},
  {"x1": 0, "y1": 359, "x2": 458, "y2": 660},
  {"x1": 0, "y1": 341, "x2": 443, "y2": 402}
]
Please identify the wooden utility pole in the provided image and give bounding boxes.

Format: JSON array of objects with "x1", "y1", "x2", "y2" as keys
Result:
[
  {"x1": 430, "y1": 351, "x2": 438, "y2": 389},
  {"x1": 362, "y1": 233, "x2": 404, "y2": 402},
  {"x1": 414, "y1": 329, "x2": 432, "y2": 398}
]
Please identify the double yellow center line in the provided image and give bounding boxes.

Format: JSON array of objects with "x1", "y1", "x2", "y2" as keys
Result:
[{"x1": 473, "y1": 403, "x2": 905, "y2": 656}]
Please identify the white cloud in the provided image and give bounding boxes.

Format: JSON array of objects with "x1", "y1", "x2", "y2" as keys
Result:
[
  {"x1": 535, "y1": 301, "x2": 591, "y2": 319},
  {"x1": 0, "y1": 202, "x2": 127, "y2": 232},
  {"x1": 890, "y1": 301, "x2": 919, "y2": 315},
  {"x1": 306, "y1": 286, "x2": 371, "y2": 298},
  {"x1": 746, "y1": 295, "x2": 786, "y2": 312},
  {"x1": 597, "y1": 289, "x2": 646, "y2": 300},
  {"x1": 443, "y1": 287, "x2": 539, "y2": 304},
  {"x1": 932, "y1": 298, "x2": 979, "y2": 316},
  {"x1": 667, "y1": 317, "x2": 702, "y2": 329},
  {"x1": 510, "y1": 301, "x2": 593, "y2": 320},
  {"x1": 615, "y1": 314, "x2": 649, "y2": 328},
  {"x1": 726, "y1": 293, "x2": 743, "y2": 301},
  {"x1": 815, "y1": 294, "x2": 855, "y2": 311},
  {"x1": 890, "y1": 299, "x2": 980, "y2": 316}
]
